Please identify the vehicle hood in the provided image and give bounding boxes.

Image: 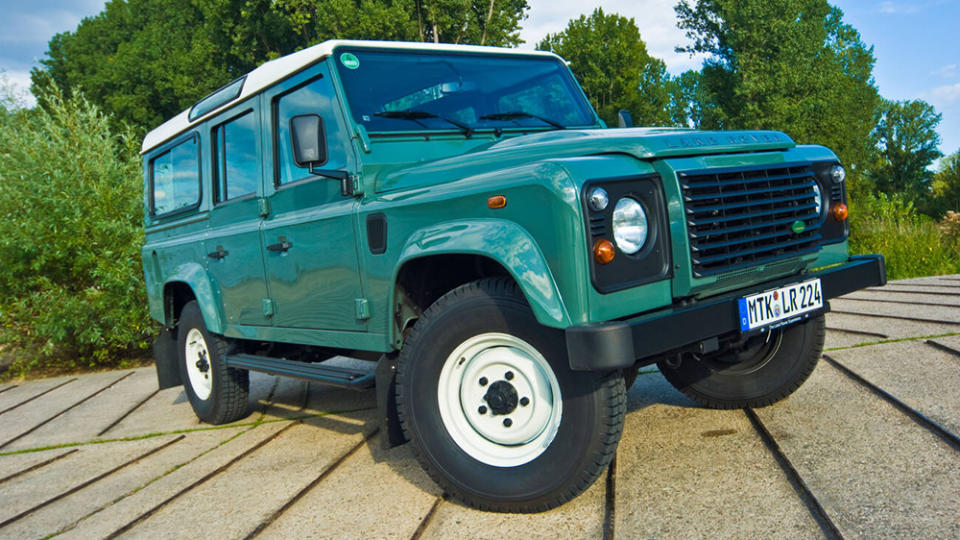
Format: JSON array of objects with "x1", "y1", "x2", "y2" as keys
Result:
[{"x1": 375, "y1": 127, "x2": 795, "y2": 193}]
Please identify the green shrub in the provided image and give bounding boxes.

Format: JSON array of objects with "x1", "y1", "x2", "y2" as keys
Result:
[
  {"x1": 0, "y1": 84, "x2": 153, "y2": 374},
  {"x1": 849, "y1": 193, "x2": 960, "y2": 279}
]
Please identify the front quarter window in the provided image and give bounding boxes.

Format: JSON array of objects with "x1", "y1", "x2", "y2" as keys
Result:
[{"x1": 335, "y1": 50, "x2": 597, "y2": 134}]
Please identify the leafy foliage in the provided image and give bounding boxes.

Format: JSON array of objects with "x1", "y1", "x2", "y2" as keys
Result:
[
  {"x1": 33, "y1": 0, "x2": 529, "y2": 132},
  {"x1": 931, "y1": 150, "x2": 960, "y2": 217},
  {"x1": 0, "y1": 81, "x2": 152, "y2": 372},
  {"x1": 537, "y1": 8, "x2": 672, "y2": 127},
  {"x1": 849, "y1": 193, "x2": 960, "y2": 279},
  {"x1": 870, "y1": 99, "x2": 943, "y2": 208},
  {"x1": 674, "y1": 0, "x2": 881, "y2": 193}
]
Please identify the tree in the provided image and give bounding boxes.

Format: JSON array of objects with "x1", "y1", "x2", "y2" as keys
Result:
[
  {"x1": 666, "y1": 70, "x2": 706, "y2": 128},
  {"x1": 537, "y1": 8, "x2": 672, "y2": 127},
  {"x1": 932, "y1": 150, "x2": 960, "y2": 216},
  {"x1": 870, "y1": 99, "x2": 943, "y2": 206},
  {"x1": 674, "y1": 0, "x2": 881, "y2": 192},
  {"x1": 33, "y1": 0, "x2": 529, "y2": 131},
  {"x1": 0, "y1": 81, "x2": 151, "y2": 369}
]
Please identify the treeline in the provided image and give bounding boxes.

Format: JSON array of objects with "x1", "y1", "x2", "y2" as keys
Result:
[{"x1": 1, "y1": 0, "x2": 958, "y2": 372}]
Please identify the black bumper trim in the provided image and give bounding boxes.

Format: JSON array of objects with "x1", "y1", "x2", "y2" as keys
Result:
[{"x1": 566, "y1": 254, "x2": 886, "y2": 371}]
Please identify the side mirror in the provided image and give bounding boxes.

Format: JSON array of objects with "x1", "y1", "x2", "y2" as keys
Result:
[
  {"x1": 291, "y1": 114, "x2": 328, "y2": 167},
  {"x1": 617, "y1": 109, "x2": 633, "y2": 128}
]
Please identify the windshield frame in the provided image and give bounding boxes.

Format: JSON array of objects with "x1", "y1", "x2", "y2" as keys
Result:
[{"x1": 330, "y1": 46, "x2": 602, "y2": 137}]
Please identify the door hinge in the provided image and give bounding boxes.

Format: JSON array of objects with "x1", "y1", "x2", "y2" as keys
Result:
[
  {"x1": 355, "y1": 298, "x2": 371, "y2": 320},
  {"x1": 258, "y1": 198, "x2": 271, "y2": 218},
  {"x1": 262, "y1": 298, "x2": 274, "y2": 317},
  {"x1": 350, "y1": 173, "x2": 363, "y2": 197}
]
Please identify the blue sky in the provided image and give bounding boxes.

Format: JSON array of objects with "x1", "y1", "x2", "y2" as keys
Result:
[{"x1": 2, "y1": 0, "x2": 958, "y2": 159}]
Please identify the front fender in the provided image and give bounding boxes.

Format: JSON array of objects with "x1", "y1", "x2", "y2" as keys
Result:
[
  {"x1": 395, "y1": 219, "x2": 572, "y2": 329},
  {"x1": 164, "y1": 262, "x2": 225, "y2": 334}
]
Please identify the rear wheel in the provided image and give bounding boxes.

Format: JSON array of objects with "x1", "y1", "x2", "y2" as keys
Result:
[
  {"x1": 658, "y1": 315, "x2": 825, "y2": 409},
  {"x1": 397, "y1": 278, "x2": 625, "y2": 512},
  {"x1": 177, "y1": 301, "x2": 250, "y2": 424}
]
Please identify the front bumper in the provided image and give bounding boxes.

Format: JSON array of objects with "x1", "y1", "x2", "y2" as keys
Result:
[{"x1": 565, "y1": 254, "x2": 886, "y2": 371}]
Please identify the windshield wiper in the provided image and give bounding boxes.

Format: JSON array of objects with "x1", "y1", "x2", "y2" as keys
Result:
[
  {"x1": 478, "y1": 111, "x2": 566, "y2": 130},
  {"x1": 374, "y1": 110, "x2": 473, "y2": 137}
]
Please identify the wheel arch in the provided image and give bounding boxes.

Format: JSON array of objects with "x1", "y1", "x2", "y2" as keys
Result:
[
  {"x1": 161, "y1": 263, "x2": 225, "y2": 334},
  {"x1": 390, "y1": 219, "x2": 571, "y2": 347}
]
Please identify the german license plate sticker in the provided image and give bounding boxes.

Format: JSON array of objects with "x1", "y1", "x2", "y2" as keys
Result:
[{"x1": 737, "y1": 278, "x2": 823, "y2": 332}]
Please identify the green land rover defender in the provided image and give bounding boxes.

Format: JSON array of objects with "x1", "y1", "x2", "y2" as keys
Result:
[{"x1": 142, "y1": 40, "x2": 886, "y2": 512}]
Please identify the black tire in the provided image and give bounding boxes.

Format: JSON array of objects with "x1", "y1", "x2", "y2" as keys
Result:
[
  {"x1": 658, "y1": 315, "x2": 825, "y2": 409},
  {"x1": 397, "y1": 278, "x2": 625, "y2": 513},
  {"x1": 177, "y1": 301, "x2": 250, "y2": 424}
]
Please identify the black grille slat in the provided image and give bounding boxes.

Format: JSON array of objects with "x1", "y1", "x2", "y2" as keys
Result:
[{"x1": 678, "y1": 164, "x2": 822, "y2": 277}]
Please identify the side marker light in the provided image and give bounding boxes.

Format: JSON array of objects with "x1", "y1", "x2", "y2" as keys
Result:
[
  {"x1": 488, "y1": 195, "x2": 507, "y2": 209},
  {"x1": 832, "y1": 203, "x2": 848, "y2": 221}
]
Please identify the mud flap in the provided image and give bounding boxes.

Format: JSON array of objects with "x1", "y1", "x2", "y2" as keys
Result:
[
  {"x1": 153, "y1": 328, "x2": 182, "y2": 390},
  {"x1": 375, "y1": 353, "x2": 408, "y2": 449}
]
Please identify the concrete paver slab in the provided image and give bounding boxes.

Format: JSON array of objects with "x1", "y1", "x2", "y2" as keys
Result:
[
  {"x1": 755, "y1": 362, "x2": 960, "y2": 539},
  {"x1": 259, "y1": 432, "x2": 439, "y2": 540},
  {"x1": 58, "y1": 421, "x2": 291, "y2": 540},
  {"x1": 614, "y1": 374, "x2": 822, "y2": 539},
  {"x1": 825, "y1": 312, "x2": 958, "y2": 340},
  {"x1": 127, "y1": 410, "x2": 378, "y2": 539},
  {"x1": 3, "y1": 368, "x2": 159, "y2": 451},
  {"x1": 829, "y1": 341, "x2": 960, "y2": 435},
  {"x1": 0, "y1": 375, "x2": 76, "y2": 413},
  {"x1": 831, "y1": 298, "x2": 960, "y2": 323}
]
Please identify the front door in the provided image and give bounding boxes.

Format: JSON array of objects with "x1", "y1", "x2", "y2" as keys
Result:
[{"x1": 260, "y1": 62, "x2": 365, "y2": 331}]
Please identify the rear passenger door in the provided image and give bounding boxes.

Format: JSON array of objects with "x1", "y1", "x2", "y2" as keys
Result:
[
  {"x1": 260, "y1": 62, "x2": 366, "y2": 331},
  {"x1": 205, "y1": 103, "x2": 271, "y2": 327}
]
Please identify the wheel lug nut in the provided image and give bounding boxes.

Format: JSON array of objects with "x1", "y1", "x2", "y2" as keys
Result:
[
  {"x1": 505, "y1": 371, "x2": 514, "y2": 380},
  {"x1": 478, "y1": 406, "x2": 487, "y2": 414},
  {"x1": 479, "y1": 377, "x2": 488, "y2": 386},
  {"x1": 520, "y1": 397, "x2": 529, "y2": 406},
  {"x1": 503, "y1": 418, "x2": 512, "y2": 427}
]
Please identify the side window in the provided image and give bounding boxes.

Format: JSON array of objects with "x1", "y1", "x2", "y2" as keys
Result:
[
  {"x1": 151, "y1": 136, "x2": 200, "y2": 215},
  {"x1": 274, "y1": 69, "x2": 349, "y2": 185},
  {"x1": 214, "y1": 110, "x2": 259, "y2": 201}
]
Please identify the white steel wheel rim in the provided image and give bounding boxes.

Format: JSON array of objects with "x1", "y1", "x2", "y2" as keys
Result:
[
  {"x1": 184, "y1": 328, "x2": 213, "y2": 400},
  {"x1": 437, "y1": 332, "x2": 562, "y2": 467}
]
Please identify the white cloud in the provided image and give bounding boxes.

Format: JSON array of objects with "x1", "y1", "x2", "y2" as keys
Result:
[
  {"x1": 929, "y1": 82, "x2": 960, "y2": 104},
  {"x1": 519, "y1": 0, "x2": 708, "y2": 75},
  {"x1": 932, "y1": 63, "x2": 958, "y2": 79},
  {"x1": 0, "y1": 69, "x2": 37, "y2": 108},
  {"x1": 878, "y1": 1, "x2": 920, "y2": 14}
]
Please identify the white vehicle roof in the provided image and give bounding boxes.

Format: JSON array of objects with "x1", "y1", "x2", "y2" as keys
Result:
[{"x1": 141, "y1": 40, "x2": 562, "y2": 154}]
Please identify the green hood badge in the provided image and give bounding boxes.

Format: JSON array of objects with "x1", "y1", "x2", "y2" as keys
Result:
[{"x1": 791, "y1": 220, "x2": 806, "y2": 234}]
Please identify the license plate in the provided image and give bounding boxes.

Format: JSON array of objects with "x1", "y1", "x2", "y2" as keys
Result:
[{"x1": 738, "y1": 278, "x2": 823, "y2": 331}]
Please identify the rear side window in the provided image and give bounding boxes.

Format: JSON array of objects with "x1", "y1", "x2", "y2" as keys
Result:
[
  {"x1": 151, "y1": 136, "x2": 200, "y2": 216},
  {"x1": 214, "y1": 111, "x2": 259, "y2": 201}
]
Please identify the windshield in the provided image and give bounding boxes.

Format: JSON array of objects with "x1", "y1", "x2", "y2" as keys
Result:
[{"x1": 334, "y1": 49, "x2": 598, "y2": 134}]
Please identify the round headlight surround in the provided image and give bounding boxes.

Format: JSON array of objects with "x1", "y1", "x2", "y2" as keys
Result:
[{"x1": 612, "y1": 197, "x2": 649, "y2": 255}]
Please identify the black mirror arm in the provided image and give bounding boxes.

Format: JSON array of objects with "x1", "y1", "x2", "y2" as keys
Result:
[{"x1": 308, "y1": 166, "x2": 353, "y2": 196}]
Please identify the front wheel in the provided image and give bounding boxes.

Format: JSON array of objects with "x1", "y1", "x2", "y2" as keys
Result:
[
  {"x1": 658, "y1": 315, "x2": 825, "y2": 409},
  {"x1": 397, "y1": 279, "x2": 625, "y2": 512}
]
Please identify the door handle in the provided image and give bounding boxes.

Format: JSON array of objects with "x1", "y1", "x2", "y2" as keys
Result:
[
  {"x1": 207, "y1": 246, "x2": 229, "y2": 260},
  {"x1": 266, "y1": 239, "x2": 292, "y2": 252}
]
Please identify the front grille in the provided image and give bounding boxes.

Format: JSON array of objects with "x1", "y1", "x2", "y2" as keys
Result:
[{"x1": 678, "y1": 163, "x2": 822, "y2": 277}]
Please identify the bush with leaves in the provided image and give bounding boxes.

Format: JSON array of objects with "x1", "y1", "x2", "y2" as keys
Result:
[
  {"x1": 849, "y1": 193, "x2": 960, "y2": 280},
  {"x1": 0, "y1": 82, "x2": 152, "y2": 374}
]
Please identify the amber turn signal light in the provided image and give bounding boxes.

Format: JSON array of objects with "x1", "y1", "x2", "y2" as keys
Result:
[
  {"x1": 832, "y1": 203, "x2": 848, "y2": 221},
  {"x1": 593, "y1": 239, "x2": 615, "y2": 264},
  {"x1": 487, "y1": 195, "x2": 507, "y2": 209}
]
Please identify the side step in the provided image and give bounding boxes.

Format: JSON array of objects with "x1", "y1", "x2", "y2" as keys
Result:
[{"x1": 225, "y1": 354, "x2": 375, "y2": 390}]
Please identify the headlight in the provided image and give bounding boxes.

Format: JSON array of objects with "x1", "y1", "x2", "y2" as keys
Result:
[
  {"x1": 612, "y1": 197, "x2": 648, "y2": 254},
  {"x1": 812, "y1": 183, "x2": 822, "y2": 215},
  {"x1": 830, "y1": 165, "x2": 846, "y2": 183}
]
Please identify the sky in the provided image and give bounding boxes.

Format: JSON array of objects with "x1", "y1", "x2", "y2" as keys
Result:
[{"x1": 1, "y1": 0, "x2": 958, "y2": 158}]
